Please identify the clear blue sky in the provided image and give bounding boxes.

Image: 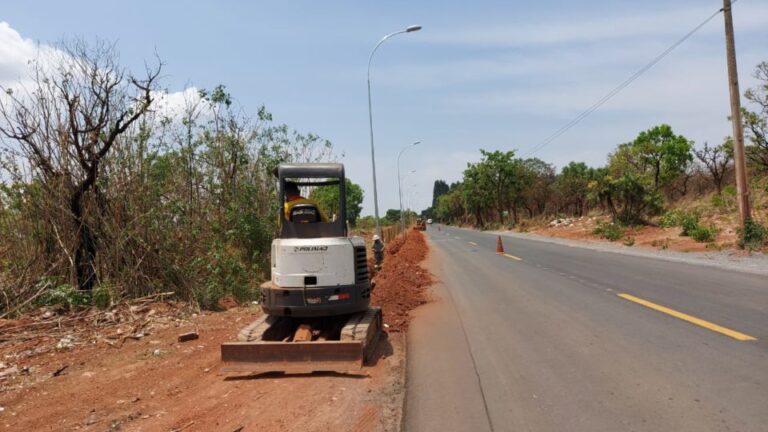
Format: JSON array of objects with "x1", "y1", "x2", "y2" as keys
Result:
[{"x1": 2, "y1": 1, "x2": 766, "y2": 214}]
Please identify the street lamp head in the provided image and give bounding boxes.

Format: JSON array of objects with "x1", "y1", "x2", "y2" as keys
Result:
[
  {"x1": 406, "y1": 25, "x2": 422, "y2": 32},
  {"x1": 412, "y1": 140, "x2": 421, "y2": 146}
]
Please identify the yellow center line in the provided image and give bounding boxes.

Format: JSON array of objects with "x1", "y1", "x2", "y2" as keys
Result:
[
  {"x1": 468, "y1": 241, "x2": 478, "y2": 246},
  {"x1": 503, "y1": 253, "x2": 522, "y2": 261},
  {"x1": 617, "y1": 293, "x2": 757, "y2": 341}
]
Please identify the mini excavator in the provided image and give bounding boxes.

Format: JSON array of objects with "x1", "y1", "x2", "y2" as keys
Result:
[{"x1": 221, "y1": 163, "x2": 381, "y2": 373}]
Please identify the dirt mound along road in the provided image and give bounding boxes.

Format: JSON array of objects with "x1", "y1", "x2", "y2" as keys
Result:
[
  {"x1": 0, "y1": 231, "x2": 432, "y2": 431},
  {"x1": 371, "y1": 229, "x2": 431, "y2": 333}
]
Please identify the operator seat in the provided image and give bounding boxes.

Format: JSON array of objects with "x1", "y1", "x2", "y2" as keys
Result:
[{"x1": 290, "y1": 203, "x2": 322, "y2": 223}]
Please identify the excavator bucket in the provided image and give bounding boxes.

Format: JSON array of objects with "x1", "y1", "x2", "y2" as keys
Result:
[
  {"x1": 221, "y1": 307, "x2": 381, "y2": 375},
  {"x1": 221, "y1": 340, "x2": 363, "y2": 374}
]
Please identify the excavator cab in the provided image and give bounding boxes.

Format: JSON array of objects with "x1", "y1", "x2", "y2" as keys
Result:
[
  {"x1": 221, "y1": 163, "x2": 381, "y2": 374},
  {"x1": 268, "y1": 164, "x2": 370, "y2": 318},
  {"x1": 278, "y1": 164, "x2": 346, "y2": 236}
]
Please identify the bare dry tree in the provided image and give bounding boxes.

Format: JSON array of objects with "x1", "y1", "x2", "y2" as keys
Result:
[
  {"x1": 694, "y1": 141, "x2": 733, "y2": 195},
  {"x1": 0, "y1": 39, "x2": 161, "y2": 291}
]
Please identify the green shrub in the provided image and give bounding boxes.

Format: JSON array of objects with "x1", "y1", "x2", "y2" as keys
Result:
[
  {"x1": 193, "y1": 241, "x2": 256, "y2": 310},
  {"x1": 723, "y1": 184, "x2": 736, "y2": 196},
  {"x1": 92, "y1": 283, "x2": 112, "y2": 309},
  {"x1": 690, "y1": 225, "x2": 717, "y2": 243},
  {"x1": 738, "y1": 219, "x2": 767, "y2": 250},
  {"x1": 659, "y1": 210, "x2": 682, "y2": 228},
  {"x1": 673, "y1": 211, "x2": 717, "y2": 242},
  {"x1": 593, "y1": 222, "x2": 624, "y2": 241},
  {"x1": 710, "y1": 194, "x2": 726, "y2": 208},
  {"x1": 36, "y1": 277, "x2": 91, "y2": 309},
  {"x1": 679, "y1": 212, "x2": 701, "y2": 237}
]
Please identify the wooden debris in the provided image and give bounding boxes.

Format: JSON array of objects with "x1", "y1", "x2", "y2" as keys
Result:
[
  {"x1": 177, "y1": 331, "x2": 199, "y2": 343},
  {"x1": 292, "y1": 324, "x2": 313, "y2": 342},
  {"x1": 52, "y1": 364, "x2": 69, "y2": 377}
]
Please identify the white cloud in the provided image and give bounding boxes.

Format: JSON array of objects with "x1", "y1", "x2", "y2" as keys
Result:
[
  {"x1": 0, "y1": 21, "x2": 40, "y2": 84},
  {"x1": 150, "y1": 87, "x2": 212, "y2": 120},
  {"x1": 0, "y1": 21, "x2": 196, "y2": 121}
]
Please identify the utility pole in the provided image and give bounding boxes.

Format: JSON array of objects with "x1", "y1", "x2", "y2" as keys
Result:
[{"x1": 722, "y1": 0, "x2": 751, "y2": 226}]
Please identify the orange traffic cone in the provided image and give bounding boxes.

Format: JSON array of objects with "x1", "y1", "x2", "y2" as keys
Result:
[{"x1": 496, "y1": 236, "x2": 505, "y2": 254}]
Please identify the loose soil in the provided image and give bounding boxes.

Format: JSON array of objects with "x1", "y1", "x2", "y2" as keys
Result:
[
  {"x1": 371, "y1": 230, "x2": 431, "y2": 333},
  {"x1": 0, "y1": 231, "x2": 432, "y2": 432}
]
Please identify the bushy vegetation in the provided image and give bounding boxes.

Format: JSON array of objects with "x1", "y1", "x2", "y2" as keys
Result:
[
  {"x1": 431, "y1": 124, "x2": 688, "y2": 227},
  {"x1": 0, "y1": 40, "x2": 342, "y2": 314},
  {"x1": 738, "y1": 219, "x2": 767, "y2": 250},
  {"x1": 679, "y1": 212, "x2": 702, "y2": 237},
  {"x1": 592, "y1": 222, "x2": 624, "y2": 241},
  {"x1": 690, "y1": 225, "x2": 717, "y2": 243}
]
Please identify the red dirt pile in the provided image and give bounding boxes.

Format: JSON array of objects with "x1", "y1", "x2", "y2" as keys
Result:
[{"x1": 371, "y1": 229, "x2": 431, "y2": 332}]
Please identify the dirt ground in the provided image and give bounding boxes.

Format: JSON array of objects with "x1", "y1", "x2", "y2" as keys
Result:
[
  {"x1": 529, "y1": 215, "x2": 743, "y2": 253},
  {"x1": 372, "y1": 230, "x2": 431, "y2": 333},
  {"x1": 0, "y1": 231, "x2": 431, "y2": 432}
]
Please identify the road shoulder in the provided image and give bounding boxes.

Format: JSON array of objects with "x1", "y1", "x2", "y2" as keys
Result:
[
  {"x1": 482, "y1": 229, "x2": 768, "y2": 276},
  {"x1": 404, "y1": 237, "x2": 493, "y2": 432}
]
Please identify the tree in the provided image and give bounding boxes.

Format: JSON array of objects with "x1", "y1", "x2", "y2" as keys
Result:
[
  {"x1": 596, "y1": 136, "x2": 671, "y2": 225},
  {"x1": 520, "y1": 158, "x2": 555, "y2": 217},
  {"x1": 694, "y1": 140, "x2": 733, "y2": 194},
  {"x1": 589, "y1": 171, "x2": 663, "y2": 225},
  {"x1": 470, "y1": 150, "x2": 522, "y2": 224},
  {"x1": 630, "y1": 124, "x2": 693, "y2": 190},
  {"x1": 344, "y1": 181, "x2": 364, "y2": 226},
  {"x1": 432, "y1": 180, "x2": 450, "y2": 208},
  {"x1": 555, "y1": 162, "x2": 594, "y2": 216},
  {"x1": 461, "y1": 164, "x2": 492, "y2": 226},
  {"x1": 434, "y1": 188, "x2": 465, "y2": 224},
  {"x1": 310, "y1": 178, "x2": 364, "y2": 226},
  {"x1": 743, "y1": 61, "x2": 768, "y2": 172},
  {"x1": 384, "y1": 208, "x2": 401, "y2": 225},
  {"x1": 0, "y1": 39, "x2": 161, "y2": 291}
]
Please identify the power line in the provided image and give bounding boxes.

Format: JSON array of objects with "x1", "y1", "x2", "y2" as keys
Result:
[{"x1": 521, "y1": 3, "x2": 733, "y2": 158}]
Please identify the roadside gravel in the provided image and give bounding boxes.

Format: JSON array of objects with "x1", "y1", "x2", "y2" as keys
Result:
[{"x1": 488, "y1": 229, "x2": 768, "y2": 276}]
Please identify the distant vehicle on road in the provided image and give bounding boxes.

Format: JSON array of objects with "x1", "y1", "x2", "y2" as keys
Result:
[{"x1": 426, "y1": 218, "x2": 433, "y2": 224}]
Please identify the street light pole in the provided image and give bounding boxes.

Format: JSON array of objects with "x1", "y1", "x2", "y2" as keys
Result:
[
  {"x1": 398, "y1": 141, "x2": 420, "y2": 233},
  {"x1": 398, "y1": 169, "x2": 417, "y2": 230},
  {"x1": 367, "y1": 25, "x2": 422, "y2": 239}
]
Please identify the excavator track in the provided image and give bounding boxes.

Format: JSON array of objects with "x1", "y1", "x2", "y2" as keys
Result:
[
  {"x1": 221, "y1": 307, "x2": 382, "y2": 374},
  {"x1": 340, "y1": 307, "x2": 382, "y2": 362}
]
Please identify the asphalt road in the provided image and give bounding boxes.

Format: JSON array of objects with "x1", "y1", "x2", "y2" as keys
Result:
[{"x1": 404, "y1": 224, "x2": 768, "y2": 432}]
